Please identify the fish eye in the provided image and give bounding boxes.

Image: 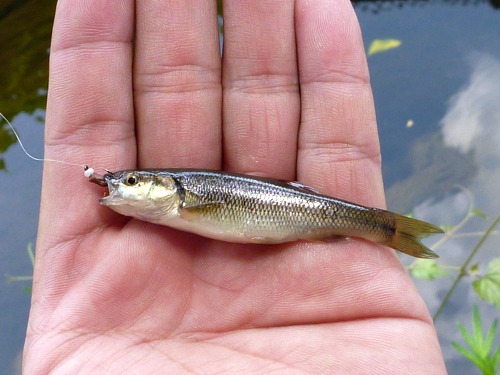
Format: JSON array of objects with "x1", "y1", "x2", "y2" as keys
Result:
[{"x1": 124, "y1": 174, "x2": 139, "y2": 186}]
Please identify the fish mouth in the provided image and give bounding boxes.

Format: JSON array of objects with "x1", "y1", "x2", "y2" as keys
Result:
[{"x1": 99, "y1": 177, "x2": 122, "y2": 206}]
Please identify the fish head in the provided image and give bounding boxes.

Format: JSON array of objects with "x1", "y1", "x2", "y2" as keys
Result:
[{"x1": 100, "y1": 170, "x2": 181, "y2": 222}]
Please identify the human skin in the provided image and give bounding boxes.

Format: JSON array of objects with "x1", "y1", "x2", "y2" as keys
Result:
[{"x1": 23, "y1": 0, "x2": 447, "y2": 374}]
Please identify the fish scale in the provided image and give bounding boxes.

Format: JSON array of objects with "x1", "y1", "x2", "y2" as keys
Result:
[{"x1": 178, "y1": 172, "x2": 344, "y2": 237}]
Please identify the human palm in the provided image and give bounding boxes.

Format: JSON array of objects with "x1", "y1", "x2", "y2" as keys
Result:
[{"x1": 23, "y1": 0, "x2": 446, "y2": 373}]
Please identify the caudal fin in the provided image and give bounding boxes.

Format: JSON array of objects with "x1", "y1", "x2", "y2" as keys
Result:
[{"x1": 388, "y1": 214, "x2": 443, "y2": 259}]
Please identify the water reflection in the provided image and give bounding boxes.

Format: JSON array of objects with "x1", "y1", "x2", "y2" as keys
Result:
[
  {"x1": 352, "y1": 0, "x2": 500, "y2": 13},
  {"x1": 385, "y1": 55, "x2": 500, "y2": 214},
  {"x1": 441, "y1": 54, "x2": 500, "y2": 153},
  {"x1": 440, "y1": 53, "x2": 500, "y2": 216},
  {"x1": 386, "y1": 132, "x2": 476, "y2": 214},
  {"x1": 0, "y1": 0, "x2": 55, "y2": 169},
  {"x1": 408, "y1": 53, "x2": 500, "y2": 370},
  {"x1": 406, "y1": 53, "x2": 500, "y2": 262},
  {"x1": 0, "y1": 123, "x2": 16, "y2": 170}
]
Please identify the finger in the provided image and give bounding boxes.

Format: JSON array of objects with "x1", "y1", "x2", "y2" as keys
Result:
[
  {"x1": 39, "y1": 0, "x2": 135, "y2": 250},
  {"x1": 296, "y1": 0, "x2": 385, "y2": 208},
  {"x1": 222, "y1": 0, "x2": 299, "y2": 179},
  {"x1": 134, "y1": 0, "x2": 221, "y2": 168}
]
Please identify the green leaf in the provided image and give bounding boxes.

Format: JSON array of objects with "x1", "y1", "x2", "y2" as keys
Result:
[
  {"x1": 484, "y1": 320, "x2": 498, "y2": 358},
  {"x1": 457, "y1": 321, "x2": 477, "y2": 351},
  {"x1": 439, "y1": 224, "x2": 454, "y2": 232},
  {"x1": 23, "y1": 286, "x2": 32, "y2": 294},
  {"x1": 452, "y1": 305, "x2": 500, "y2": 375},
  {"x1": 473, "y1": 258, "x2": 500, "y2": 309},
  {"x1": 452, "y1": 342, "x2": 484, "y2": 369},
  {"x1": 409, "y1": 259, "x2": 447, "y2": 280},
  {"x1": 27, "y1": 242, "x2": 35, "y2": 267},
  {"x1": 470, "y1": 263, "x2": 480, "y2": 276},
  {"x1": 472, "y1": 306, "x2": 487, "y2": 357},
  {"x1": 470, "y1": 208, "x2": 489, "y2": 220},
  {"x1": 493, "y1": 346, "x2": 500, "y2": 373},
  {"x1": 367, "y1": 39, "x2": 402, "y2": 56}
]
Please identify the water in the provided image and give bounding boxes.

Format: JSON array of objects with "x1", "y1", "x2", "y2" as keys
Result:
[
  {"x1": 0, "y1": 1, "x2": 499, "y2": 373},
  {"x1": 356, "y1": 2, "x2": 500, "y2": 372}
]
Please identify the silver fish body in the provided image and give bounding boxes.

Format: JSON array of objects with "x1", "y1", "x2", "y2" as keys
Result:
[{"x1": 97, "y1": 169, "x2": 442, "y2": 258}]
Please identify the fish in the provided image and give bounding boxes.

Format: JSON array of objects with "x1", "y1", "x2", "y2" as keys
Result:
[{"x1": 90, "y1": 169, "x2": 443, "y2": 259}]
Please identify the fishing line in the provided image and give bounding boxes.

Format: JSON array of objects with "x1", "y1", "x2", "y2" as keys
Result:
[{"x1": 0, "y1": 112, "x2": 96, "y2": 177}]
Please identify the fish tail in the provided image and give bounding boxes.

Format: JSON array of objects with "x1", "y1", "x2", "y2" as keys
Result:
[{"x1": 386, "y1": 213, "x2": 443, "y2": 259}]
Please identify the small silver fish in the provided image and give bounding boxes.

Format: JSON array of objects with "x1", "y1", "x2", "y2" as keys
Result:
[{"x1": 90, "y1": 169, "x2": 443, "y2": 258}]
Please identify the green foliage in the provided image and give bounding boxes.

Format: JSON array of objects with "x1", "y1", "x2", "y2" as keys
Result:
[
  {"x1": 27, "y1": 242, "x2": 35, "y2": 267},
  {"x1": 452, "y1": 305, "x2": 500, "y2": 375},
  {"x1": 473, "y1": 259, "x2": 500, "y2": 309},
  {"x1": 0, "y1": 121, "x2": 16, "y2": 171},
  {"x1": 405, "y1": 194, "x2": 500, "y2": 373},
  {"x1": 217, "y1": 0, "x2": 222, "y2": 16},
  {"x1": 367, "y1": 39, "x2": 402, "y2": 56},
  {"x1": 0, "y1": 0, "x2": 56, "y2": 167},
  {"x1": 422, "y1": 205, "x2": 500, "y2": 321},
  {"x1": 471, "y1": 209, "x2": 490, "y2": 220},
  {"x1": 409, "y1": 259, "x2": 448, "y2": 280},
  {"x1": 440, "y1": 224, "x2": 455, "y2": 232},
  {"x1": 5, "y1": 243, "x2": 34, "y2": 293}
]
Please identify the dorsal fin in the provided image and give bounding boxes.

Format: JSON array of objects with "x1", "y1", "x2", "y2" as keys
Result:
[{"x1": 286, "y1": 181, "x2": 321, "y2": 194}]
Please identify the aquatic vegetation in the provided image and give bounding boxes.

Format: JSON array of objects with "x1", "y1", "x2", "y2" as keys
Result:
[
  {"x1": 452, "y1": 305, "x2": 500, "y2": 375},
  {"x1": 367, "y1": 38, "x2": 402, "y2": 56},
  {"x1": 5, "y1": 243, "x2": 34, "y2": 294},
  {"x1": 407, "y1": 204, "x2": 500, "y2": 318},
  {"x1": 406, "y1": 191, "x2": 500, "y2": 374}
]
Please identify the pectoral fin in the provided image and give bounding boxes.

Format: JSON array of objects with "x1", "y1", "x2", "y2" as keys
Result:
[
  {"x1": 181, "y1": 200, "x2": 225, "y2": 210},
  {"x1": 178, "y1": 199, "x2": 225, "y2": 221}
]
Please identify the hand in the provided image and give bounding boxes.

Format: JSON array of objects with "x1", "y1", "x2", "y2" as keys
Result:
[{"x1": 24, "y1": 0, "x2": 446, "y2": 373}]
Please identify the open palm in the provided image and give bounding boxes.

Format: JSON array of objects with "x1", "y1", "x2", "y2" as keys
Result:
[{"x1": 24, "y1": 0, "x2": 446, "y2": 373}]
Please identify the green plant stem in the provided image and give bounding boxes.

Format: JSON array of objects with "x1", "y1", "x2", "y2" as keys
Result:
[
  {"x1": 6, "y1": 275, "x2": 33, "y2": 282},
  {"x1": 452, "y1": 230, "x2": 500, "y2": 239},
  {"x1": 27, "y1": 242, "x2": 35, "y2": 267},
  {"x1": 430, "y1": 192, "x2": 474, "y2": 251},
  {"x1": 433, "y1": 215, "x2": 500, "y2": 322},
  {"x1": 407, "y1": 195, "x2": 474, "y2": 271}
]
